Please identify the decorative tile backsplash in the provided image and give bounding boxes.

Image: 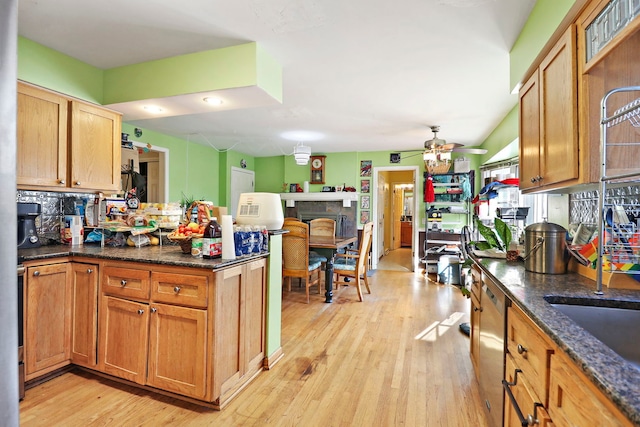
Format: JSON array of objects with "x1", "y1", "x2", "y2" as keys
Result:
[
  {"x1": 17, "y1": 190, "x2": 97, "y2": 244},
  {"x1": 569, "y1": 184, "x2": 640, "y2": 225}
]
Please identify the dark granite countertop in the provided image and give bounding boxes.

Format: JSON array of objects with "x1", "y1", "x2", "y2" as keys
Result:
[
  {"x1": 475, "y1": 258, "x2": 640, "y2": 426},
  {"x1": 18, "y1": 243, "x2": 268, "y2": 270}
]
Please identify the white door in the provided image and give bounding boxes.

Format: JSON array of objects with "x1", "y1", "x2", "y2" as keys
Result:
[{"x1": 230, "y1": 167, "x2": 255, "y2": 218}]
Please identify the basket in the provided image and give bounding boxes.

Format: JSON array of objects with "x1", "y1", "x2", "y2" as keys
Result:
[
  {"x1": 167, "y1": 233, "x2": 204, "y2": 254},
  {"x1": 425, "y1": 160, "x2": 452, "y2": 175}
]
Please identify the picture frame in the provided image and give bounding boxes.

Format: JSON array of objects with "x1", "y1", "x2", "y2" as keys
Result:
[
  {"x1": 360, "y1": 160, "x2": 372, "y2": 177},
  {"x1": 360, "y1": 179, "x2": 370, "y2": 193},
  {"x1": 322, "y1": 186, "x2": 333, "y2": 192},
  {"x1": 360, "y1": 195, "x2": 370, "y2": 209},
  {"x1": 360, "y1": 210, "x2": 370, "y2": 224},
  {"x1": 335, "y1": 185, "x2": 344, "y2": 192},
  {"x1": 289, "y1": 183, "x2": 299, "y2": 193}
]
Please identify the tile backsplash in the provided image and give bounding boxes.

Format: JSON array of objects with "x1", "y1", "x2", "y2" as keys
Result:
[
  {"x1": 17, "y1": 190, "x2": 97, "y2": 244},
  {"x1": 569, "y1": 184, "x2": 640, "y2": 225}
]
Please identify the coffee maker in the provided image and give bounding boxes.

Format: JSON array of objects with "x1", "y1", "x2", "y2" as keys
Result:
[{"x1": 18, "y1": 202, "x2": 41, "y2": 249}]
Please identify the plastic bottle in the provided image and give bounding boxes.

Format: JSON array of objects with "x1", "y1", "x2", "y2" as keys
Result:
[
  {"x1": 260, "y1": 226, "x2": 269, "y2": 252},
  {"x1": 202, "y1": 217, "x2": 222, "y2": 259}
]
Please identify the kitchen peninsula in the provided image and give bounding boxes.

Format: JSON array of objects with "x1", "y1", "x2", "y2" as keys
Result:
[{"x1": 18, "y1": 242, "x2": 281, "y2": 410}]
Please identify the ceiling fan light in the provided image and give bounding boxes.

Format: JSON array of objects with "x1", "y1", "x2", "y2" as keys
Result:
[
  {"x1": 440, "y1": 151, "x2": 452, "y2": 161},
  {"x1": 423, "y1": 152, "x2": 437, "y2": 162},
  {"x1": 293, "y1": 143, "x2": 311, "y2": 165}
]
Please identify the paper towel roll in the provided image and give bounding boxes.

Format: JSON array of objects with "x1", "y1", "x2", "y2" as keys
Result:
[
  {"x1": 221, "y1": 215, "x2": 236, "y2": 260},
  {"x1": 303, "y1": 181, "x2": 309, "y2": 192}
]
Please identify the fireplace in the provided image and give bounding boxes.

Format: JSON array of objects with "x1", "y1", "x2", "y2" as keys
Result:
[{"x1": 285, "y1": 201, "x2": 356, "y2": 237}]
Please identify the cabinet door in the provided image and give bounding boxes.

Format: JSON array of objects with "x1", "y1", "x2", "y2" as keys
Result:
[
  {"x1": 213, "y1": 265, "x2": 243, "y2": 400},
  {"x1": 244, "y1": 259, "x2": 267, "y2": 374},
  {"x1": 504, "y1": 356, "x2": 553, "y2": 427},
  {"x1": 147, "y1": 303, "x2": 207, "y2": 399},
  {"x1": 70, "y1": 100, "x2": 121, "y2": 191},
  {"x1": 98, "y1": 295, "x2": 149, "y2": 384},
  {"x1": 70, "y1": 262, "x2": 99, "y2": 368},
  {"x1": 25, "y1": 263, "x2": 72, "y2": 379},
  {"x1": 17, "y1": 82, "x2": 68, "y2": 188},
  {"x1": 470, "y1": 291, "x2": 481, "y2": 377},
  {"x1": 519, "y1": 70, "x2": 541, "y2": 191},
  {"x1": 539, "y1": 25, "x2": 579, "y2": 188}
]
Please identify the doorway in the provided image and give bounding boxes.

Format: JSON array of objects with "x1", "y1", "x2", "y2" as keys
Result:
[
  {"x1": 132, "y1": 142, "x2": 169, "y2": 203},
  {"x1": 229, "y1": 167, "x2": 255, "y2": 218},
  {"x1": 372, "y1": 166, "x2": 420, "y2": 272}
]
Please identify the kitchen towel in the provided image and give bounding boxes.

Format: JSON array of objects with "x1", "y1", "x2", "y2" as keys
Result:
[{"x1": 221, "y1": 215, "x2": 236, "y2": 260}]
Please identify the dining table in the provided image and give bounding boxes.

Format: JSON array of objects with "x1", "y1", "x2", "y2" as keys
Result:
[{"x1": 309, "y1": 235, "x2": 358, "y2": 303}]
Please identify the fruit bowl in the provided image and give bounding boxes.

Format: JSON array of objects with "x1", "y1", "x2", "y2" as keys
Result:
[{"x1": 167, "y1": 232, "x2": 204, "y2": 254}]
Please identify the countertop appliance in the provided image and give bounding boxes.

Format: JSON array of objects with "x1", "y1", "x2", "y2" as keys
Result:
[
  {"x1": 236, "y1": 193, "x2": 284, "y2": 230},
  {"x1": 18, "y1": 202, "x2": 41, "y2": 249},
  {"x1": 478, "y1": 272, "x2": 506, "y2": 427}
]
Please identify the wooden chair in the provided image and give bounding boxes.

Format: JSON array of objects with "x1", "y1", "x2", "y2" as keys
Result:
[
  {"x1": 333, "y1": 221, "x2": 374, "y2": 301},
  {"x1": 309, "y1": 218, "x2": 336, "y2": 237},
  {"x1": 282, "y1": 219, "x2": 323, "y2": 303}
]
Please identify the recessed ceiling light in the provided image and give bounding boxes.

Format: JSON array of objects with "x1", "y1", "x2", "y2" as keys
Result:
[
  {"x1": 143, "y1": 105, "x2": 163, "y2": 113},
  {"x1": 203, "y1": 97, "x2": 223, "y2": 106}
]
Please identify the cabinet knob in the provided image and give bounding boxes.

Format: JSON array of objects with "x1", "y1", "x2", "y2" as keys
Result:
[
  {"x1": 137, "y1": 309, "x2": 144, "y2": 315},
  {"x1": 174, "y1": 286, "x2": 181, "y2": 294},
  {"x1": 121, "y1": 279, "x2": 127, "y2": 287},
  {"x1": 473, "y1": 306, "x2": 482, "y2": 312},
  {"x1": 74, "y1": 181, "x2": 81, "y2": 186},
  {"x1": 517, "y1": 344, "x2": 528, "y2": 355},
  {"x1": 59, "y1": 179, "x2": 65, "y2": 185},
  {"x1": 87, "y1": 268, "x2": 93, "y2": 274},
  {"x1": 33, "y1": 270, "x2": 40, "y2": 276},
  {"x1": 151, "y1": 307, "x2": 157, "y2": 313},
  {"x1": 530, "y1": 177, "x2": 536, "y2": 183}
]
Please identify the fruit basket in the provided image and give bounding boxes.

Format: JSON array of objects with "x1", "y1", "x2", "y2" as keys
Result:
[{"x1": 167, "y1": 232, "x2": 204, "y2": 253}]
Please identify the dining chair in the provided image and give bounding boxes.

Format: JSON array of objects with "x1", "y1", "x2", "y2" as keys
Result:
[
  {"x1": 333, "y1": 221, "x2": 374, "y2": 301},
  {"x1": 282, "y1": 219, "x2": 323, "y2": 303},
  {"x1": 309, "y1": 218, "x2": 336, "y2": 237}
]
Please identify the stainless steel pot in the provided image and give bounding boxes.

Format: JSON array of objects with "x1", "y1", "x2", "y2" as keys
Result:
[{"x1": 523, "y1": 221, "x2": 568, "y2": 274}]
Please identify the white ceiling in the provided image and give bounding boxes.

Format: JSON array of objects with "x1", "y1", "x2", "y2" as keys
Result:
[{"x1": 18, "y1": 0, "x2": 535, "y2": 158}]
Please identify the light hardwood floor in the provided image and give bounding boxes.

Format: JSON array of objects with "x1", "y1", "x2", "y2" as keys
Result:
[{"x1": 20, "y1": 270, "x2": 488, "y2": 426}]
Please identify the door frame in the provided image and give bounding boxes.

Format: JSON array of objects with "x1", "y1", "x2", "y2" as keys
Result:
[
  {"x1": 372, "y1": 165, "x2": 420, "y2": 271},
  {"x1": 230, "y1": 167, "x2": 255, "y2": 218},
  {"x1": 132, "y1": 141, "x2": 169, "y2": 202}
]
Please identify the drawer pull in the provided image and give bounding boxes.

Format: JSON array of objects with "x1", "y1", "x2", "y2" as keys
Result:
[
  {"x1": 137, "y1": 309, "x2": 144, "y2": 315},
  {"x1": 121, "y1": 279, "x2": 127, "y2": 287},
  {"x1": 59, "y1": 179, "x2": 66, "y2": 185},
  {"x1": 517, "y1": 344, "x2": 528, "y2": 355},
  {"x1": 151, "y1": 307, "x2": 157, "y2": 313},
  {"x1": 87, "y1": 268, "x2": 93, "y2": 274},
  {"x1": 33, "y1": 271, "x2": 40, "y2": 277},
  {"x1": 174, "y1": 286, "x2": 181, "y2": 294},
  {"x1": 503, "y1": 370, "x2": 544, "y2": 426}
]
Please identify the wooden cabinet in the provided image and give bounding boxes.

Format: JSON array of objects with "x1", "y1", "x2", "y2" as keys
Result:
[
  {"x1": 98, "y1": 264, "x2": 209, "y2": 399},
  {"x1": 24, "y1": 261, "x2": 72, "y2": 380},
  {"x1": 519, "y1": 25, "x2": 579, "y2": 192},
  {"x1": 213, "y1": 259, "x2": 267, "y2": 408},
  {"x1": 548, "y1": 348, "x2": 633, "y2": 427},
  {"x1": 400, "y1": 222, "x2": 412, "y2": 247},
  {"x1": 17, "y1": 81, "x2": 121, "y2": 192},
  {"x1": 504, "y1": 304, "x2": 554, "y2": 426},
  {"x1": 70, "y1": 261, "x2": 99, "y2": 368}
]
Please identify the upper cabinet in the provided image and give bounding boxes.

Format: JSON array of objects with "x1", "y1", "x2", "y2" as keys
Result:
[
  {"x1": 519, "y1": 26, "x2": 579, "y2": 192},
  {"x1": 17, "y1": 82, "x2": 122, "y2": 193}
]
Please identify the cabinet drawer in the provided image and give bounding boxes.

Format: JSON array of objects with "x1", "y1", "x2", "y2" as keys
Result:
[
  {"x1": 506, "y1": 305, "x2": 553, "y2": 404},
  {"x1": 470, "y1": 265, "x2": 482, "y2": 299},
  {"x1": 548, "y1": 351, "x2": 633, "y2": 427},
  {"x1": 102, "y1": 266, "x2": 151, "y2": 300},
  {"x1": 504, "y1": 355, "x2": 553, "y2": 427},
  {"x1": 151, "y1": 271, "x2": 208, "y2": 308}
]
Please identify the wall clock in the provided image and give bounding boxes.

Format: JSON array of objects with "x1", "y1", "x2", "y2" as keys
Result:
[{"x1": 310, "y1": 155, "x2": 326, "y2": 184}]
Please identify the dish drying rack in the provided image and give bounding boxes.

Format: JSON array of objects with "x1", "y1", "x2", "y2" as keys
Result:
[{"x1": 595, "y1": 86, "x2": 640, "y2": 294}]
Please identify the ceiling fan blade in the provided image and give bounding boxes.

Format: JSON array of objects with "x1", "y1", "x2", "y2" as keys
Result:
[
  {"x1": 452, "y1": 147, "x2": 488, "y2": 155},
  {"x1": 439, "y1": 142, "x2": 463, "y2": 151}
]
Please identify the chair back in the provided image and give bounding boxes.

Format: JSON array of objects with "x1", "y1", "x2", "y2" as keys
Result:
[
  {"x1": 358, "y1": 222, "x2": 374, "y2": 273},
  {"x1": 282, "y1": 219, "x2": 311, "y2": 275},
  {"x1": 309, "y1": 218, "x2": 336, "y2": 237}
]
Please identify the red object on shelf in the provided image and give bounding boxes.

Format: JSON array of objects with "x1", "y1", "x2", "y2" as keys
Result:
[{"x1": 425, "y1": 175, "x2": 435, "y2": 203}]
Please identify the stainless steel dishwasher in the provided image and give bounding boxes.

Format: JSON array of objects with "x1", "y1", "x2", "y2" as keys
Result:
[{"x1": 478, "y1": 272, "x2": 506, "y2": 427}]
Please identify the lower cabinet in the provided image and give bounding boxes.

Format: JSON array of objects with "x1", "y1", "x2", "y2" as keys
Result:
[
  {"x1": 469, "y1": 265, "x2": 481, "y2": 376},
  {"x1": 24, "y1": 261, "x2": 72, "y2": 380},
  {"x1": 96, "y1": 258, "x2": 266, "y2": 405},
  {"x1": 70, "y1": 261, "x2": 99, "y2": 368},
  {"x1": 504, "y1": 355, "x2": 553, "y2": 427}
]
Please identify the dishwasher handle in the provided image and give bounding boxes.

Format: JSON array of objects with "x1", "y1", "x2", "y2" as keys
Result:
[{"x1": 502, "y1": 369, "x2": 544, "y2": 426}]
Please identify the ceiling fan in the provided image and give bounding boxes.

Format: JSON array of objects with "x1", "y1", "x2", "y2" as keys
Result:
[{"x1": 423, "y1": 126, "x2": 488, "y2": 155}]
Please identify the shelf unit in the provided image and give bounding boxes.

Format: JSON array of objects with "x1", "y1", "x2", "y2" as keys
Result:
[
  {"x1": 595, "y1": 86, "x2": 640, "y2": 293},
  {"x1": 422, "y1": 171, "x2": 475, "y2": 271}
]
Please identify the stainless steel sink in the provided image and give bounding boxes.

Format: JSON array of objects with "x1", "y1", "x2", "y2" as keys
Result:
[{"x1": 545, "y1": 297, "x2": 640, "y2": 370}]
